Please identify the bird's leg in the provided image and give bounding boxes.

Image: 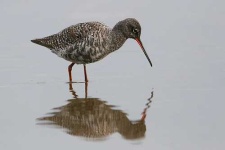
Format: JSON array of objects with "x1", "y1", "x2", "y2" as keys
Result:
[
  {"x1": 85, "y1": 81, "x2": 88, "y2": 98},
  {"x1": 83, "y1": 64, "x2": 88, "y2": 82},
  {"x1": 68, "y1": 63, "x2": 75, "y2": 82}
]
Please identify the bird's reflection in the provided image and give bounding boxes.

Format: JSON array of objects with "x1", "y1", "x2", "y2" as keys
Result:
[{"x1": 37, "y1": 83, "x2": 153, "y2": 140}]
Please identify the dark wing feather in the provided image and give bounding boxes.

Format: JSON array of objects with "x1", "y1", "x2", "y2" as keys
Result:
[{"x1": 31, "y1": 22, "x2": 105, "y2": 50}]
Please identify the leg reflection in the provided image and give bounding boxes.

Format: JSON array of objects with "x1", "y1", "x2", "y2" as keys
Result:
[{"x1": 69, "y1": 82, "x2": 88, "y2": 98}]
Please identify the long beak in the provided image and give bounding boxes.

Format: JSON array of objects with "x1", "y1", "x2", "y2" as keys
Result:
[{"x1": 135, "y1": 38, "x2": 152, "y2": 67}]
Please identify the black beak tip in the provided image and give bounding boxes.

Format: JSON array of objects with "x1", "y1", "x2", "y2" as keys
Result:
[{"x1": 135, "y1": 38, "x2": 153, "y2": 67}]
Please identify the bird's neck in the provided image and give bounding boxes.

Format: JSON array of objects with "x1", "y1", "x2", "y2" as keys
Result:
[{"x1": 109, "y1": 26, "x2": 127, "y2": 52}]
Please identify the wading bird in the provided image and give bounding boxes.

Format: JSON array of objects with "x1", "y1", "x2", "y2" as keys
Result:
[{"x1": 31, "y1": 18, "x2": 152, "y2": 82}]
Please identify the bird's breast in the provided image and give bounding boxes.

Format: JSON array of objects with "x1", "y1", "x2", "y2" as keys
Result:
[{"x1": 60, "y1": 42, "x2": 110, "y2": 64}]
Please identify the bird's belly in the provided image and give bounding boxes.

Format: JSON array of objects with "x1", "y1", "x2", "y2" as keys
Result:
[{"x1": 56, "y1": 47, "x2": 110, "y2": 64}]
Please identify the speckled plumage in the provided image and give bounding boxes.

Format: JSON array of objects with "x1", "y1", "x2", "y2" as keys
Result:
[{"x1": 31, "y1": 18, "x2": 152, "y2": 82}]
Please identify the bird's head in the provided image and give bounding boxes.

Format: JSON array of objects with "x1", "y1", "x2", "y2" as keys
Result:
[{"x1": 114, "y1": 18, "x2": 152, "y2": 67}]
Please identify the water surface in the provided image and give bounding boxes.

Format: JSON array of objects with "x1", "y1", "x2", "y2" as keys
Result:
[{"x1": 1, "y1": 0, "x2": 225, "y2": 150}]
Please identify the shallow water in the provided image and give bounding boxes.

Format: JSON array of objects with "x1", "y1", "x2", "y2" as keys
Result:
[{"x1": 1, "y1": 0, "x2": 225, "y2": 150}]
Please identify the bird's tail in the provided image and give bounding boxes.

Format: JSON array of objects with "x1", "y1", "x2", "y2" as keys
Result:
[{"x1": 31, "y1": 38, "x2": 54, "y2": 49}]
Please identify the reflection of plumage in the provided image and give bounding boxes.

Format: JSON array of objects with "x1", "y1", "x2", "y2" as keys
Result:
[
  {"x1": 38, "y1": 98, "x2": 146, "y2": 140},
  {"x1": 37, "y1": 83, "x2": 153, "y2": 140}
]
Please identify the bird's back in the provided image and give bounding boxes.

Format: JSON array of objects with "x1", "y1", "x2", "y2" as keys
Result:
[{"x1": 32, "y1": 22, "x2": 109, "y2": 50}]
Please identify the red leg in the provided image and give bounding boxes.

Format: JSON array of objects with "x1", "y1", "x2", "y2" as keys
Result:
[
  {"x1": 85, "y1": 82, "x2": 88, "y2": 98},
  {"x1": 68, "y1": 63, "x2": 75, "y2": 82},
  {"x1": 83, "y1": 64, "x2": 88, "y2": 82}
]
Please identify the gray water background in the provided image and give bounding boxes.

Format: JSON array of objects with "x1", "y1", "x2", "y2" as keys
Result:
[{"x1": 0, "y1": 0, "x2": 225, "y2": 150}]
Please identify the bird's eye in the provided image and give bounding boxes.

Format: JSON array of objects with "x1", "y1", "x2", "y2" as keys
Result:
[
  {"x1": 132, "y1": 28, "x2": 138, "y2": 34},
  {"x1": 76, "y1": 34, "x2": 81, "y2": 39}
]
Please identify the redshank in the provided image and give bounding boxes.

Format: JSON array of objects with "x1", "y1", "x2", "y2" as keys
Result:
[{"x1": 31, "y1": 18, "x2": 152, "y2": 82}]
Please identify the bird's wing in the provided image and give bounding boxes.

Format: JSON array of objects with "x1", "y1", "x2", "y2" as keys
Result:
[{"x1": 32, "y1": 22, "x2": 109, "y2": 51}]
